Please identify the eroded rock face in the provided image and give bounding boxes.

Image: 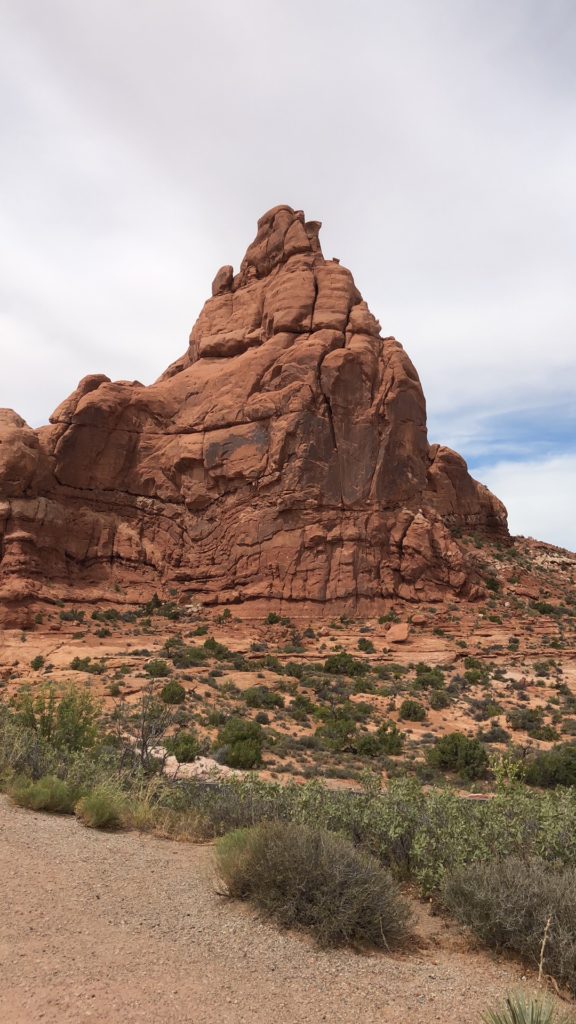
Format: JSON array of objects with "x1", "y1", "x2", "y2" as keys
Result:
[{"x1": 0, "y1": 205, "x2": 507, "y2": 621}]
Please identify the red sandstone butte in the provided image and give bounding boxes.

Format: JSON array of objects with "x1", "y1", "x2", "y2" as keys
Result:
[{"x1": 0, "y1": 205, "x2": 507, "y2": 625}]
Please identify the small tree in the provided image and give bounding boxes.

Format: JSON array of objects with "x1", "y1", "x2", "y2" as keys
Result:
[
  {"x1": 399, "y1": 699, "x2": 426, "y2": 722},
  {"x1": 11, "y1": 685, "x2": 101, "y2": 751},
  {"x1": 165, "y1": 730, "x2": 200, "y2": 763},
  {"x1": 216, "y1": 717, "x2": 264, "y2": 769},
  {"x1": 427, "y1": 732, "x2": 488, "y2": 780},
  {"x1": 112, "y1": 683, "x2": 173, "y2": 771}
]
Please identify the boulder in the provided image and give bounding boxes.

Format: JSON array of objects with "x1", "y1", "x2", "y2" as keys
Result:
[{"x1": 387, "y1": 622, "x2": 411, "y2": 643}]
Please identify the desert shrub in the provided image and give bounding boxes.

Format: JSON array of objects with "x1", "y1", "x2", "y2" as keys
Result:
[
  {"x1": 140, "y1": 595, "x2": 181, "y2": 620},
  {"x1": 443, "y1": 856, "x2": 576, "y2": 994},
  {"x1": 288, "y1": 694, "x2": 314, "y2": 721},
  {"x1": 532, "y1": 601, "x2": 560, "y2": 617},
  {"x1": 507, "y1": 708, "x2": 558, "y2": 741},
  {"x1": 165, "y1": 730, "x2": 199, "y2": 763},
  {"x1": 173, "y1": 646, "x2": 207, "y2": 668},
  {"x1": 469, "y1": 698, "x2": 502, "y2": 721},
  {"x1": 427, "y1": 732, "x2": 488, "y2": 780},
  {"x1": 525, "y1": 744, "x2": 576, "y2": 788},
  {"x1": 356, "y1": 722, "x2": 404, "y2": 757},
  {"x1": 399, "y1": 699, "x2": 426, "y2": 722},
  {"x1": 358, "y1": 637, "x2": 375, "y2": 654},
  {"x1": 216, "y1": 718, "x2": 264, "y2": 769},
  {"x1": 91, "y1": 608, "x2": 120, "y2": 623},
  {"x1": 222, "y1": 739, "x2": 262, "y2": 770},
  {"x1": 243, "y1": 686, "x2": 284, "y2": 710},
  {"x1": 160, "y1": 681, "x2": 186, "y2": 704},
  {"x1": 354, "y1": 732, "x2": 383, "y2": 757},
  {"x1": 10, "y1": 686, "x2": 101, "y2": 752},
  {"x1": 144, "y1": 659, "x2": 171, "y2": 678},
  {"x1": 69, "y1": 656, "x2": 106, "y2": 674},
  {"x1": 75, "y1": 785, "x2": 124, "y2": 828},
  {"x1": 479, "y1": 723, "x2": 510, "y2": 743},
  {"x1": 429, "y1": 690, "x2": 451, "y2": 710},
  {"x1": 203, "y1": 637, "x2": 233, "y2": 661},
  {"x1": 0, "y1": 708, "x2": 55, "y2": 779},
  {"x1": 30, "y1": 655, "x2": 45, "y2": 671},
  {"x1": 59, "y1": 608, "x2": 85, "y2": 623},
  {"x1": 482, "y1": 992, "x2": 567, "y2": 1024},
  {"x1": 9, "y1": 774, "x2": 80, "y2": 814},
  {"x1": 323, "y1": 653, "x2": 368, "y2": 677},
  {"x1": 216, "y1": 821, "x2": 412, "y2": 948},
  {"x1": 315, "y1": 717, "x2": 357, "y2": 753},
  {"x1": 414, "y1": 663, "x2": 445, "y2": 689}
]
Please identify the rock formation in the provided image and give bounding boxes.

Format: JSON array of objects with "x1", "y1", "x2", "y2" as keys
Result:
[{"x1": 0, "y1": 205, "x2": 507, "y2": 624}]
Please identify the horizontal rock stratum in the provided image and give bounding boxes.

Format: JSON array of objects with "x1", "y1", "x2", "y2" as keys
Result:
[{"x1": 0, "y1": 205, "x2": 507, "y2": 624}]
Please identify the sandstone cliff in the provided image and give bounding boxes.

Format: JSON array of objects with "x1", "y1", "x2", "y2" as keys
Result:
[{"x1": 0, "y1": 205, "x2": 507, "y2": 624}]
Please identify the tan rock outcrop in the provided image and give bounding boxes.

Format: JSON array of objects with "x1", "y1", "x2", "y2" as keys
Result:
[{"x1": 0, "y1": 206, "x2": 508, "y2": 622}]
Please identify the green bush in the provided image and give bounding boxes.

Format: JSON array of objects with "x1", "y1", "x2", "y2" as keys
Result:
[
  {"x1": 144, "y1": 659, "x2": 171, "y2": 678},
  {"x1": 399, "y1": 699, "x2": 426, "y2": 722},
  {"x1": 9, "y1": 775, "x2": 79, "y2": 814},
  {"x1": 358, "y1": 637, "x2": 375, "y2": 654},
  {"x1": 429, "y1": 690, "x2": 451, "y2": 710},
  {"x1": 165, "y1": 730, "x2": 200, "y2": 763},
  {"x1": 221, "y1": 738, "x2": 262, "y2": 770},
  {"x1": 164, "y1": 641, "x2": 208, "y2": 668},
  {"x1": 30, "y1": 655, "x2": 45, "y2": 671},
  {"x1": 91, "y1": 608, "x2": 120, "y2": 623},
  {"x1": 507, "y1": 707, "x2": 557, "y2": 741},
  {"x1": 216, "y1": 718, "x2": 264, "y2": 769},
  {"x1": 356, "y1": 722, "x2": 404, "y2": 757},
  {"x1": 216, "y1": 821, "x2": 412, "y2": 948},
  {"x1": 315, "y1": 717, "x2": 357, "y2": 752},
  {"x1": 75, "y1": 785, "x2": 124, "y2": 829},
  {"x1": 69, "y1": 656, "x2": 106, "y2": 674},
  {"x1": 427, "y1": 732, "x2": 488, "y2": 780},
  {"x1": 323, "y1": 653, "x2": 368, "y2": 676},
  {"x1": 443, "y1": 856, "x2": 576, "y2": 995},
  {"x1": 525, "y1": 744, "x2": 576, "y2": 788},
  {"x1": 10, "y1": 686, "x2": 101, "y2": 751},
  {"x1": 414, "y1": 663, "x2": 445, "y2": 689},
  {"x1": 60, "y1": 608, "x2": 85, "y2": 623},
  {"x1": 203, "y1": 637, "x2": 232, "y2": 661},
  {"x1": 244, "y1": 686, "x2": 284, "y2": 710},
  {"x1": 160, "y1": 681, "x2": 186, "y2": 704}
]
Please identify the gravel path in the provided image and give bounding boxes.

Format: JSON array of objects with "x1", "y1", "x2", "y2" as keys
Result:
[{"x1": 0, "y1": 796, "x2": 535, "y2": 1023}]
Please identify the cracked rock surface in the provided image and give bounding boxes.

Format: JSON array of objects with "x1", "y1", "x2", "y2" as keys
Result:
[{"x1": 0, "y1": 205, "x2": 507, "y2": 624}]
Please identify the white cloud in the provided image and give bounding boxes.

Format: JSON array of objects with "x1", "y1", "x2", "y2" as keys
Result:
[{"x1": 475, "y1": 454, "x2": 576, "y2": 552}]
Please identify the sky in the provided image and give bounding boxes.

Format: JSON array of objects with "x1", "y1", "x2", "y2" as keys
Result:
[{"x1": 1, "y1": 0, "x2": 575, "y2": 550}]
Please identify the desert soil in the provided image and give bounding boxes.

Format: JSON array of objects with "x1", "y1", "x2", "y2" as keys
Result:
[{"x1": 0, "y1": 796, "x2": 545, "y2": 1024}]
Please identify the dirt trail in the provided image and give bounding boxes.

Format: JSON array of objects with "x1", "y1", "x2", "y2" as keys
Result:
[{"x1": 0, "y1": 796, "x2": 535, "y2": 1024}]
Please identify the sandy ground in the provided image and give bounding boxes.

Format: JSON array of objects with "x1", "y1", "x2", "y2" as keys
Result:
[{"x1": 0, "y1": 796, "x2": 547, "y2": 1024}]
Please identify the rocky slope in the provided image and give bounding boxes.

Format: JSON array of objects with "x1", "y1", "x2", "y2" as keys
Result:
[{"x1": 0, "y1": 205, "x2": 507, "y2": 625}]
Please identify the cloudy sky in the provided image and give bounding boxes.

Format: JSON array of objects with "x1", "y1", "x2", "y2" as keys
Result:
[{"x1": 1, "y1": 0, "x2": 575, "y2": 549}]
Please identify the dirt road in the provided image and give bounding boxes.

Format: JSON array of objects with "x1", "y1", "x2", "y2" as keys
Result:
[{"x1": 0, "y1": 796, "x2": 534, "y2": 1023}]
